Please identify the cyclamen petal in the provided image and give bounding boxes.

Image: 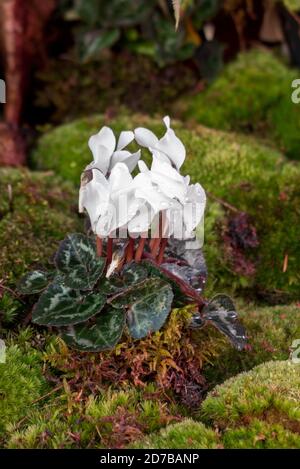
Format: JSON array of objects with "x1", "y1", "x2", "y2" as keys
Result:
[
  {"x1": 156, "y1": 126, "x2": 186, "y2": 170},
  {"x1": 89, "y1": 126, "x2": 116, "y2": 157},
  {"x1": 117, "y1": 130, "x2": 134, "y2": 150},
  {"x1": 134, "y1": 127, "x2": 159, "y2": 148}
]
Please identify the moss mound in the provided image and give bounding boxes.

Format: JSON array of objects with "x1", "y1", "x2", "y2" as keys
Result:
[
  {"x1": 0, "y1": 340, "x2": 49, "y2": 443},
  {"x1": 185, "y1": 49, "x2": 300, "y2": 160},
  {"x1": 0, "y1": 168, "x2": 81, "y2": 286},
  {"x1": 32, "y1": 114, "x2": 300, "y2": 299},
  {"x1": 201, "y1": 361, "x2": 300, "y2": 448},
  {"x1": 131, "y1": 419, "x2": 218, "y2": 449}
]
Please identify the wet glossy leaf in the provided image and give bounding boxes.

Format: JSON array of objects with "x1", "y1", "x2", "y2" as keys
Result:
[
  {"x1": 18, "y1": 270, "x2": 53, "y2": 294},
  {"x1": 54, "y1": 233, "x2": 105, "y2": 290},
  {"x1": 202, "y1": 294, "x2": 247, "y2": 350},
  {"x1": 32, "y1": 283, "x2": 106, "y2": 326},
  {"x1": 164, "y1": 237, "x2": 207, "y2": 294},
  {"x1": 61, "y1": 307, "x2": 125, "y2": 352}
]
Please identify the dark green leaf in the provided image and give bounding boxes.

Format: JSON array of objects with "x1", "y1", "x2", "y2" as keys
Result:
[
  {"x1": 109, "y1": 278, "x2": 173, "y2": 339},
  {"x1": 54, "y1": 233, "x2": 105, "y2": 291},
  {"x1": 18, "y1": 270, "x2": 53, "y2": 295},
  {"x1": 202, "y1": 294, "x2": 247, "y2": 351},
  {"x1": 32, "y1": 283, "x2": 106, "y2": 326},
  {"x1": 61, "y1": 307, "x2": 125, "y2": 352},
  {"x1": 122, "y1": 262, "x2": 148, "y2": 286}
]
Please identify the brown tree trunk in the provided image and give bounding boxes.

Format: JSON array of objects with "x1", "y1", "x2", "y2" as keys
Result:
[{"x1": 0, "y1": 0, "x2": 56, "y2": 166}]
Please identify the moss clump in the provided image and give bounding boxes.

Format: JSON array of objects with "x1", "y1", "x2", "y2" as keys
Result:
[
  {"x1": 0, "y1": 342, "x2": 49, "y2": 442},
  {"x1": 34, "y1": 53, "x2": 197, "y2": 125},
  {"x1": 6, "y1": 385, "x2": 181, "y2": 449},
  {"x1": 202, "y1": 302, "x2": 300, "y2": 387},
  {"x1": 200, "y1": 361, "x2": 300, "y2": 448},
  {"x1": 0, "y1": 168, "x2": 81, "y2": 286},
  {"x1": 131, "y1": 419, "x2": 219, "y2": 449},
  {"x1": 185, "y1": 49, "x2": 300, "y2": 160},
  {"x1": 32, "y1": 114, "x2": 300, "y2": 299}
]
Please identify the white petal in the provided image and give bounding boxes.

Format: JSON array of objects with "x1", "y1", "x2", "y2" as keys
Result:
[
  {"x1": 151, "y1": 172, "x2": 187, "y2": 204},
  {"x1": 183, "y1": 184, "x2": 206, "y2": 232},
  {"x1": 109, "y1": 150, "x2": 132, "y2": 170},
  {"x1": 117, "y1": 130, "x2": 134, "y2": 150},
  {"x1": 79, "y1": 171, "x2": 110, "y2": 232},
  {"x1": 163, "y1": 115, "x2": 171, "y2": 129},
  {"x1": 138, "y1": 160, "x2": 149, "y2": 173},
  {"x1": 156, "y1": 126, "x2": 186, "y2": 170},
  {"x1": 87, "y1": 144, "x2": 111, "y2": 175},
  {"x1": 134, "y1": 173, "x2": 171, "y2": 214},
  {"x1": 115, "y1": 149, "x2": 141, "y2": 174},
  {"x1": 151, "y1": 153, "x2": 183, "y2": 182},
  {"x1": 134, "y1": 127, "x2": 158, "y2": 148},
  {"x1": 151, "y1": 149, "x2": 172, "y2": 165},
  {"x1": 89, "y1": 126, "x2": 116, "y2": 155},
  {"x1": 109, "y1": 162, "x2": 133, "y2": 193},
  {"x1": 128, "y1": 203, "x2": 154, "y2": 234}
]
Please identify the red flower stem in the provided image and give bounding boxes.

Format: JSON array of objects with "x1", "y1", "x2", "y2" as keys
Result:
[
  {"x1": 107, "y1": 237, "x2": 113, "y2": 264},
  {"x1": 151, "y1": 237, "x2": 161, "y2": 258},
  {"x1": 126, "y1": 238, "x2": 135, "y2": 262},
  {"x1": 157, "y1": 238, "x2": 168, "y2": 264},
  {"x1": 96, "y1": 237, "x2": 103, "y2": 257},
  {"x1": 135, "y1": 237, "x2": 147, "y2": 262}
]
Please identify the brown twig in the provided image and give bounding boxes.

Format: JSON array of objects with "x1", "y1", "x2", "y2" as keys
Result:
[{"x1": 206, "y1": 191, "x2": 240, "y2": 213}]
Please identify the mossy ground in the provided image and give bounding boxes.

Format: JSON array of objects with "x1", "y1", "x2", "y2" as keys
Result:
[
  {"x1": 0, "y1": 168, "x2": 81, "y2": 286},
  {"x1": 32, "y1": 114, "x2": 300, "y2": 300},
  {"x1": 184, "y1": 48, "x2": 300, "y2": 160},
  {"x1": 1, "y1": 302, "x2": 299, "y2": 449}
]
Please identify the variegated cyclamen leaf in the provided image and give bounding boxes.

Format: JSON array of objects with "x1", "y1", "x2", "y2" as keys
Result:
[
  {"x1": 202, "y1": 294, "x2": 247, "y2": 351},
  {"x1": 32, "y1": 282, "x2": 106, "y2": 326},
  {"x1": 61, "y1": 307, "x2": 125, "y2": 352},
  {"x1": 122, "y1": 262, "x2": 148, "y2": 286},
  {"x1": 54, "y1": 233, "x2": 105, "y2": 290},
  {"x1": 18, "y1": 270, "x2": 54, "y2": 294},
  {"x1": 109, "y1": 278, "x2": 174, "y2": 339}
]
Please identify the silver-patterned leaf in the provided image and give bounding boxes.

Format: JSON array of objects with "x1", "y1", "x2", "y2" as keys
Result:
[
  {"x1": 32, "y1": 282, "x2": 106, "y2": 326},
  {"x1": 109, "y1": 278, "x2": 174, "y2": 339},
  {"x1": 61, "y1": 307, "x2": 125, "y2": 352},
  {"x1": 18, "y1": 270, "x2": 53, "y2": 294},
  {"x1": 54, "y1": 233, "x2": 105, "y2": 290},
  {"x1": 202, "y1": 294, "x2": 247, "y2": 351}
]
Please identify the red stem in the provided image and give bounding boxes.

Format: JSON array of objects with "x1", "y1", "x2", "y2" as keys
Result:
[
  {"x1": 135, "y1": 237, "x2": 146, "y2": 262},
  {"x1": 107, "y1": 237, "x2": 113, "y2": 264},
  {"x1": 126, "y1": 238, "x2": 135, "y2": 262},
  {"x1": 96, "y1": 237, "x2": 103, "y2": 257},
  {"x1": 157, "y1": 238, "x2": 168, "y2": 264},
  {"x1": 151, "y1": 237, "x2": 161, "y2": 259}
]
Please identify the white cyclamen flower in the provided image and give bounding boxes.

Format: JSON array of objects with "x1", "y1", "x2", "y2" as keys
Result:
[
  {"x1": 88, "y1": 126, "x2": 140, "y2": 176},
  {"x1": 79, "y1": 163, "x2": 142, "y2": 237},
  {"x1": 134, "y1": 116, "x2": 186, "y2": 170}
]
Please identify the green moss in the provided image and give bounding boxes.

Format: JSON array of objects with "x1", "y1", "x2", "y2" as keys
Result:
[
  {"x1": 131, "y1": 419, "x2": 219, "y2": 449},
  {"x1": 6, "y1": 385, "x2": 181, "y2": 449},
  {"x1": 200, "y1": 361, "x2": 300, "y2": 448},
  {"x1": 185, "y1": 49, "x2": 300, "y2": 160},
  {"x1": 223, "y1": 419, "x2": 300, "y2": 449},
  {"x1": 0, "y1": 168, "x2": 81, "y2": 286},
  {"x1": 202, "y1": 302, "x2": 300, "y2": 387},
  {"x1": 32, "y1": 114, "x2": 300, "y2": 299},
  {"x1": 0, "y1": 343, "x2": 49, "y2": 442}
]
